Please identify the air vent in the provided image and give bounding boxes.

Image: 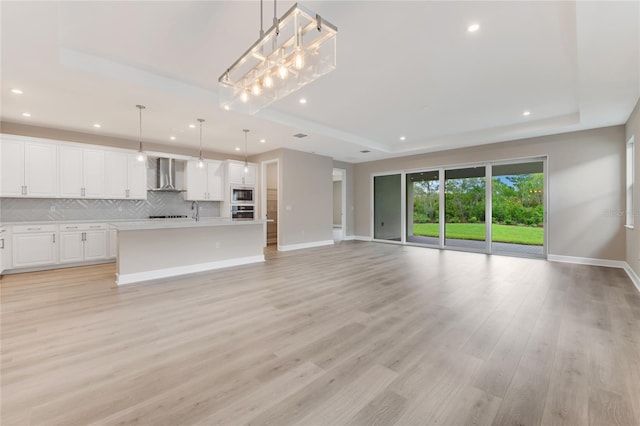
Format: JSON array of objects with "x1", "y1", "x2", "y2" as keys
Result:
[
  {"x1": 360, "y1": 150, "x2": 371, "y2": 153},
  {"x1": 293, "y1": 133, "x2": 308, "y2": 138}
]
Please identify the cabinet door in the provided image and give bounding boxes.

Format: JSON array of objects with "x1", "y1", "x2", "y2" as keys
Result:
[
  {"x1": 244, "y1": 163, "x2": 257, "y2": 186},
  {"x1": 127, "y1": 154, "x2": 148, "y2": 199},
  {"x1": 0, "y1": 139, "x2": 24, "y2": 197},
  {"x1": 12, "y1": 233, "x2": 57, "y2": 268},
  {"x1": 206, "y1": 161, "x2": 224, "y2": 200},
  {"x1": 58, "y1": 146, "x2": 84, "y2": 198},
  {"x1": 59, "y1": 232, "x2": 84, "y2": 263},
  {"x1": 83, "y1": 148, "x2": 106, "y2": 198},
  {"x1": 228, "y1": 163, "x2": 245, "y2": 185},
  {"x1": 24, "y1": 142, "x2": 57, "y2": 197},
  {"x1": 108, "y1": 229, "x2": 117, "y2": 258},
  {"x1": 104, "y1": 151, "x2": 128, "y2": 199},
  {"x1": 84, "y1": 230, "x2": 107, "y2": 261},
  {"x1": 183, "y1": 161, "x2": 207, "y2": 201}
]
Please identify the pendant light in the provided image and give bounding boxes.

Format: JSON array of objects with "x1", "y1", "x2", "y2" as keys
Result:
[
  {"x1": 197, "y1": 118, "x2": 205, "y2": 169},
  {"x1": 136, "y1": 104, "x2": 146, "y2": 162},
  {"x1": 243, "y1": 129, "x2": 249, "y2": 173}
]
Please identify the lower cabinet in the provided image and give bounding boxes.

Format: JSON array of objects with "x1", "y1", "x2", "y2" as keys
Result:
[
  {"x1": 12, "y1": 224, "x2": 58, "y2": 268},
  {"x1": 59, "y1": 224, "x2": 108, "y2": 264},
  {"x1": 109, "y1": 229, "x2": 117, "y2": 259}
]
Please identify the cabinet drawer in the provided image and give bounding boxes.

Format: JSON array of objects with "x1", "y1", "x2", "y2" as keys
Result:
[
  {"x1": 60, "y1": 223, "x2": 107, "y2": 231},
  {"x1": 12, "y1": 224, "x2": 58, "y2": 233}
]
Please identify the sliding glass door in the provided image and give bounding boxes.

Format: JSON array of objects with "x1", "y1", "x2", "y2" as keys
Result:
[
  {"x1": 444, "y1": 167, "x2": 486, "y2": 250},
  {"x1": 491, "y1": 161, "x2": 545, "y2": 256},
  {"x1": 373, "y1": 174, "x2": 402, "y2": 241},
  {"x1": 406, "y1": 170, "x2": 440, "y2": 246}
]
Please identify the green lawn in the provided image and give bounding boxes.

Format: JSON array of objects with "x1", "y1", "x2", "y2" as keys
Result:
[{"x1": 413, "y1": 223, "x2": 543, "y2": 245}]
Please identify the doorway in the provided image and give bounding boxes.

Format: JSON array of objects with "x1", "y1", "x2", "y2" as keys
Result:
[
  {"x1": 332, "y1": 168, "x2": 346, "y2": 241},
  {"x1": 261, "y1": 159, "x2": 279, "y2": 247}
]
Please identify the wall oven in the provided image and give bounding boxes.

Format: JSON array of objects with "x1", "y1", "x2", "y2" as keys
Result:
[
  {"x1": 231, "y1": 187, "x2": 254, "y2": 204},
  {"x1": 231, "y1": 205, "x2": 254, "y2": 220}
]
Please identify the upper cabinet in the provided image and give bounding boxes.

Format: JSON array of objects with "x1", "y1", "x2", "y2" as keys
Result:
[
  {"x1": 1, "y1": 137, "x2": 57, "y2": 198},
  {"x1": 227, "y1": 161, "x2": 256, "y2": 186},
  {"x1": 1, "y1": 135, "x2": 147, "y2": 200},
  {"x1": 59, "y1": 146, "x2": 106, "y2": 198},
  {"x1": 183, "y1": 160, "x2": 224, "y2": 201}
]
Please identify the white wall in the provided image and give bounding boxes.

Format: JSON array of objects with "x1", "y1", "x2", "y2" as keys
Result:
[
  {"x1": 354, "y1": 126, "x2": 627, "y2": 261},
  {"x1": 625, "y1": 100, "x2": 640, "y2": 278}
]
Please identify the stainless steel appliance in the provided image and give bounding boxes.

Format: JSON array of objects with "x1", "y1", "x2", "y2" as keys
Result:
[
  {"x1": 149, "y1": 158, "x2": 185, "y2": 192},
  {"x1": 231, "y1": 187, "x2": 254, "y2": 203},
  {"x1": 231, "y1": 205, "x2": 254, "y2": 220},
  {"x1": 149, "y1": 215, "x2": 188, "y2": 219}
]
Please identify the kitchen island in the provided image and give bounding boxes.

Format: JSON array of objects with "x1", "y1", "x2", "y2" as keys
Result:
[{"x1": 110, "y1": 218, "x2": 266, "y2": 285}]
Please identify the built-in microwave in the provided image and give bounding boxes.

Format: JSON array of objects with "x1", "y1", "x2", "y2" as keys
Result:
[
  {"x1": 231, "y1": 205, "x2": 254, "y2": 220},
  {"x1": 231, "y1": 187, "x2": 254, "y2": 203}
]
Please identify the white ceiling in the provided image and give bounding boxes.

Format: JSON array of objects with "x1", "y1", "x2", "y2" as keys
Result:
[{"x1": 1, "y1": 1, "x2": 639, "y2": 163}]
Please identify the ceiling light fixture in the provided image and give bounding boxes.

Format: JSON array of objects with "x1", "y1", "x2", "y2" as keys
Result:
[
  {"x1": 11, "y1": 88, "x2": 23, "y2": 95},
  {"x1": 299, "y1": 98, "x2": 307, "y2": 104},
  {"x1": 189, "y1": 123, "x2": 196, "y2": 129},
  {"x1": 218, "y1": 0, "x2": 337, "y2": 114},
  {"x1": 197, "y1": 118, "x2": 205, "y2": 169},
  {"x1": 523, "y1": 110, "x2": 531, "y2": 116},
  {"x1": 93, "y1": 123, "x2": 101, "y2": 128},
  {"x1": 400, "y1": 136, "x2": 406, "y2": 141},
  {"x1": 243, "y1": 129, "x2": 250, "y2": 173},
  {"x1": 136, "y1": 104, "x2": 146, "y2": 162},
  {"x1": 170, "y1": 136, "x2": 176, "y2": 141},
  {"x1": 235, "y1": 147, "x2": 241, "y2": 151},
  {"x1": 467, "y1": 23, "x2": 480, "y2": 32},
  {"x1": 260, "y1": 138, "x2": 266, "y2": 143},
  {"x1": 21, "y1": 112, "x2": 31, "y2": 117}
]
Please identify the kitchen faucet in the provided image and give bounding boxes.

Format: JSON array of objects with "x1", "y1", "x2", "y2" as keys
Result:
[{"x1": 191, "y1": 201, "x2": 200, "y2": 222}]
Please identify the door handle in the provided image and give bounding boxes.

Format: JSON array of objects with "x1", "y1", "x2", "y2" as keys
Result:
[
  {"x1": 82, "y1": 232, "x2": 86, "y2": 241},
  {"x1": 126, "y1": 189, "x2": 130, "y2": 198},
  {"x1": 81, "y1": 187, "x2": 86, "y2": 197},
  {"x1": 0, "y1": 238, "x2": 4, "y2": 249}
]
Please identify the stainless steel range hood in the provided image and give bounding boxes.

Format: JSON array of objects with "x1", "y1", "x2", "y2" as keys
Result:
[{"x1": 149, "y1": 158, "x2": 184, "y2": 192}]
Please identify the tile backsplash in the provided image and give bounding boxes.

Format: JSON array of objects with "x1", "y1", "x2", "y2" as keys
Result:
[{"x1": 0, "y1": 191, "x2": 221, "y2": 223}]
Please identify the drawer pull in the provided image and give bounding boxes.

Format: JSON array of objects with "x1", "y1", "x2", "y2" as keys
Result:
[
  {"x1": 89, "y1": 225, "x2": 101, "y2": 228},
  {"x1": 27, "y1": 227, "x2": 42, "y2": 231},
  {"x1": 66, "y1": 226, "x2": 78, "y2": 229}
]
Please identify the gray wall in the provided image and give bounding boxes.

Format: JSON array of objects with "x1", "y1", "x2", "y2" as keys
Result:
[
  {"x1": 333, "y1": 180, "x2": 342, "y2": 226},
  {"x1": 251, "y1": 148, "x2": 333, "y2": 248},
  {"x1": 625, "y1": 100, "x2": 640, "y2": 278},
  {"x1": 354, "y1": 126, "x2": 627, "y2": 261}
]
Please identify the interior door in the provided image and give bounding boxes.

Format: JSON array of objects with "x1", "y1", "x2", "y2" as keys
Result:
[{"x1": 373, "y1": 174, "x2": 402, "y2": 241}]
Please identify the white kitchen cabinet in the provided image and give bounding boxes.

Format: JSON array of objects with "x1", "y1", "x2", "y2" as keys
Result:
[
  {"x1": 0, "y1": 227, "x2": 10, "y2": 274},
  {"x1": 109, "y1": 229, "x2": 117, "y2": 258},
  {"x1": 59, "y1": 146, "x2": 106, "y2": 198},
  {"x1": 105, "y1": 150, "x2": 128, "y2": 198},
  {"x1": 127, "y1": 154, "x2": 147, "y2": 199},
  {"x1": 12, "y1": 225, "x2": 58, "y2": 268},
  {"x1": 184, "y1": 160, "x2": 224, "y2": 201},
  {"x1": 227, "y1": 161, "x2": 256, "y2": 186},
  {"x1": 1, "y1": 138, "x2": 57, "y2": 198},
  {"x1": 59, "y1": 224, "x2": 108, "y2": 263}
]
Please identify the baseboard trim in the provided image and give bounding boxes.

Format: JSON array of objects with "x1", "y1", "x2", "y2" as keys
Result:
[
  {"x1": 548, "y1": 254, "x2": 639, "y2": 293},
  {"x1": 547, "y1": 254, "x2": 627, "y2": 269},
  {"x1": 349, "y1": 235, "x2": 372, "y2": 242},
  {"x1": 116, "y1": 255, "x2": 265, "y2": 285},
  {"x1": 2, "y1": 258, "x2": 116, "y2": 275},
  {"x1": 623, "y1": 263, "x2": 640, "y2": 293},
  {"x1": 278, "y1": 240, "x2": 334, "y2": 252}
]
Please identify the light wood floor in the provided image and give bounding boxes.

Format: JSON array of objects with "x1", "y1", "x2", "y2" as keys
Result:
[{"x1": 2, "y1": 241, "x2": 639, "y2": 426}]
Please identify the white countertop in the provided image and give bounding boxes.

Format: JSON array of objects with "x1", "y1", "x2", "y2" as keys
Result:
[
  {"x1": 0, "y1": 217, "x2": 220, "y2": 226},
  {"x1": 110, "y1": 218, "x2": 266, "y2": 231}
]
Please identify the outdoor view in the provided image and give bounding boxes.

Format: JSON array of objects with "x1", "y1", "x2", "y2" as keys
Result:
[{"x1": 407, "y1": 162, "x2": 544, "y2": 255}]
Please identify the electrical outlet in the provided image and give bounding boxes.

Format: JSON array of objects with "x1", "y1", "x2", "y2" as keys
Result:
[{"x1": 49, "y1": 206, "x2": 56, "y2": 212}]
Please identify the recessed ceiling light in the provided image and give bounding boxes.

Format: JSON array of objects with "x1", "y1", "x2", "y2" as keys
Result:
[
  {"x1": 467, "y1": 23, "x2": 480, "y2": 33},
  {"x1": 21, "y1": 112, "x2": 31, "y2": 117},
  {"x1": 93, "y1": 123, "x2": 101, "y2": 128},
  {"x1": 223, "y1": 105, "x2": 230, "y2": 111},
  {"x1": 170, "y1": 136, "x2": 176, "y2": 141},
  {"x1": 189, "y1": 124, "x2": 196, "y2": 128},
  {"x1": 400, "y1": 136, "x2": 406, "y2": 141},
  {"x1": 11, "y1": 88, "x2": 23, "y2": 95},
  {"x1": 523, "y1": 110, "x2": 531, "y2": 116},
  {"x1": 299, "y1": 98, "x2": 307, "y2": 104},
  {"x1": 260, "y1": 138, "x2": 266, "y2": 143},
  {"x1": 235, "y1": 147, "x2": 241, "y2": 151}
]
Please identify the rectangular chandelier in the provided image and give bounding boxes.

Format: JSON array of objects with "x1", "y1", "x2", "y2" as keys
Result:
[{"x1": 218, "y1": 3, "x2": 337, "y2": 114}]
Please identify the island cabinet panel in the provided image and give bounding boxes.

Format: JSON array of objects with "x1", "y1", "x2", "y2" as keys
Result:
[{"x1": 1, "y1": 138, "x2": 57, "y2": 198}]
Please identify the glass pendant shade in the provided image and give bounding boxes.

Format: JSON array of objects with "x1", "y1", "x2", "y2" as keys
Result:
[{"x1": 219, "y1": 3, "x2": 337, "y2": 114}]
